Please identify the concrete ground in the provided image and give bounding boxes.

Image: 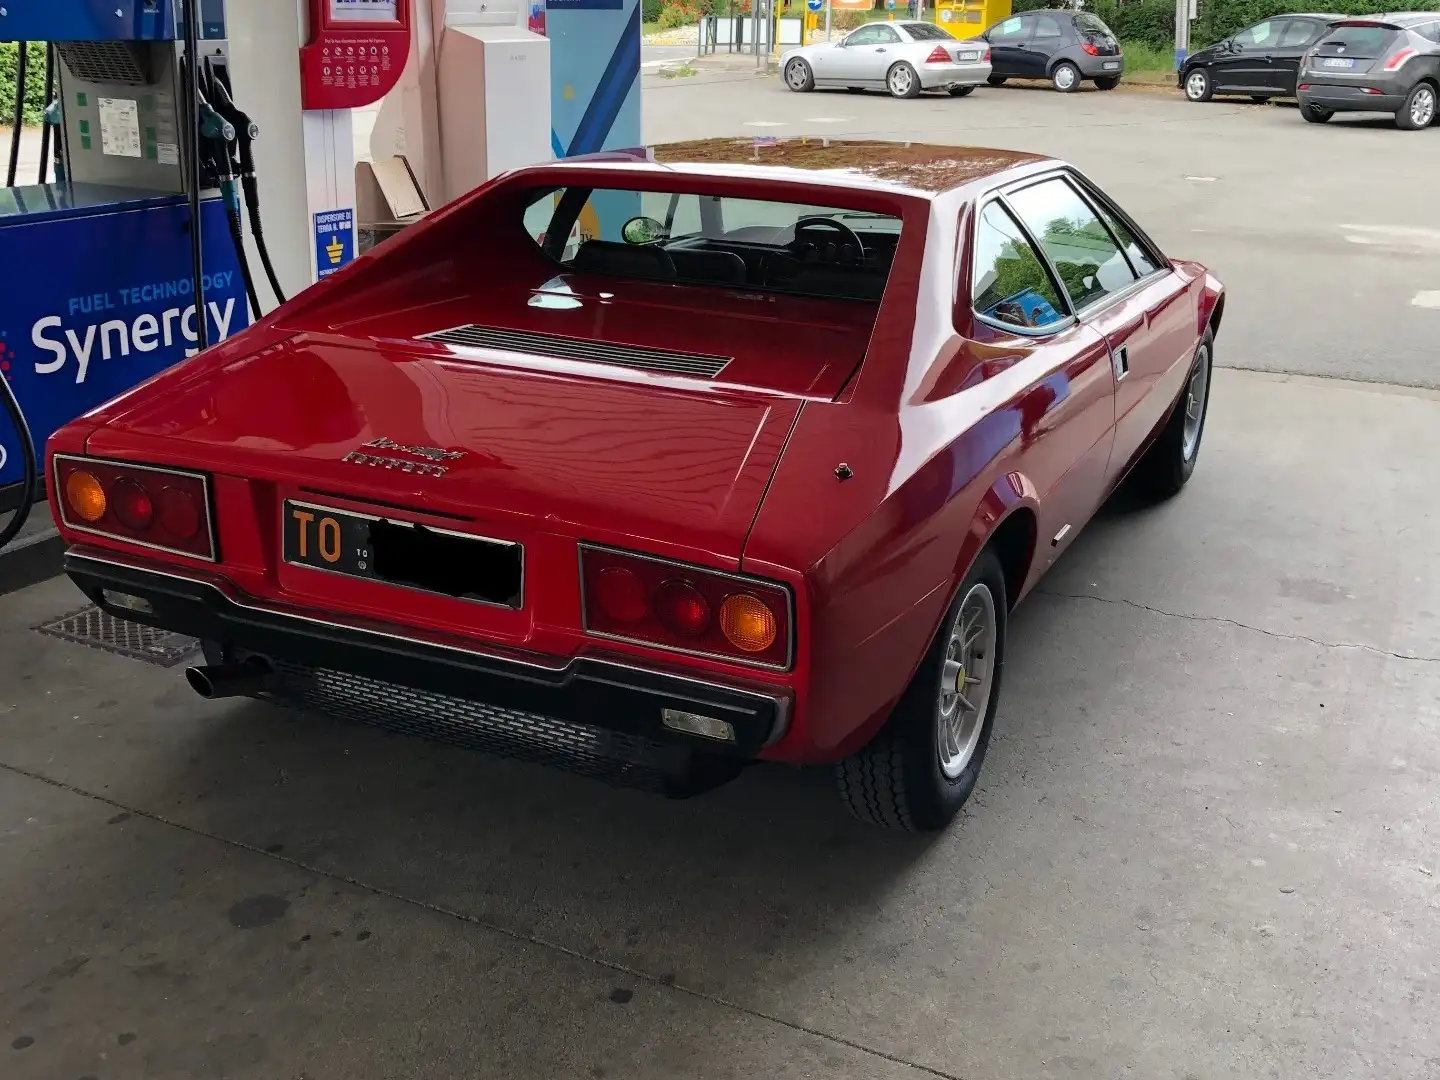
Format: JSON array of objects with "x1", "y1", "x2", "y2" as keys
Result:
[{"x1": 4, "y1": 82, "x2": 1440, "y2": 1080}]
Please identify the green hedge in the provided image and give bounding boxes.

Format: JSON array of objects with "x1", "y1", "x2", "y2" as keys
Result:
[
  {"x1": 0, "y1": 42, "x2": 48, "y2": 127},
  {"x1": 1012, "y1": 0, "x2": 1434, "y2": 52}
]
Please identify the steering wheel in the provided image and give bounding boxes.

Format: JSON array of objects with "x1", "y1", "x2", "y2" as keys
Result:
[{"x1": 792, "y1": 216, "x2": 866, "y2": 264}]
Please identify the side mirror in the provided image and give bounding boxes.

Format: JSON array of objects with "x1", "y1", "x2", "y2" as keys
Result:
[{"x1": 621, "y1": 216, "x2": 667, "y2": 245}]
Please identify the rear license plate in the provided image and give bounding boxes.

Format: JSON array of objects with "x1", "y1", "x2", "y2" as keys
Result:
[
  {"x1": 1103, "y1": 61, "x2": 1120, "y2": 69},
  {"x1": 1321, "y1": 57, "x2": 1355, "y2": 68},
  {"x1": 957, "y1": 50, "x2": 980, "y2": 60},
  {"x1": 282, "y1": 500, "x2": 524, "y2": 608}
]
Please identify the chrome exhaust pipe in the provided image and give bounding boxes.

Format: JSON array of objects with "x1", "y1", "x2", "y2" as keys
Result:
[{"x1": 184, "y1": 657, "x2": 277, "y2": 700}]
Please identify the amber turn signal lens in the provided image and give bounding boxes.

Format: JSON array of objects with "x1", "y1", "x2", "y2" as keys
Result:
[
  {"x1": 719, "y1": 594, "x2": 778, "y2": 654},
  {"x1": 65, "y1": 470, "x2": 107, "y2": 523}
]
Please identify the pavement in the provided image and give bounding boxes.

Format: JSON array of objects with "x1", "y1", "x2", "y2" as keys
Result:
[{"x1": 3, "y1": 78, "x2": 1440, "y2": 1080}]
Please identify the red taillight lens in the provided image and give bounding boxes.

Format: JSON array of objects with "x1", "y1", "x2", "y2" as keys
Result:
[
  {"x1": 54, "y1": 455, "x2": 215, "y2": 560},
  {"x1": 982, "y1": 47, "x2": 992, "y2": 62},
  {"x1": 1384, "y1": 48, "x2": 1416, "y2": 71},
  {"x1": 580, "y1": 546, "x2": 792, "y2": 669},
  {"x1": 111, "y1": 479, "x2": 154, "y2": 530},
  {"x1": 926, "y1": 45, "x2": 950, "y2": 64},
  {"x1": 1082, "y1": 41, "x2": 1099, "y2": 56}
]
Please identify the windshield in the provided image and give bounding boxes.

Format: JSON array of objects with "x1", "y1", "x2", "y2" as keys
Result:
[{"x1": 522, "y1": 187, "x2": 902, "y2": 302}]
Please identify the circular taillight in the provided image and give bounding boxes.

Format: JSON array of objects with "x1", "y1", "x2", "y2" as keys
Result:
[
  {"x1": 719, "y1": 594, "x2": 778, "y2": 654},
  {"x1": 65, "y1": 470, "x2": 107, "y2": 523},
  {"x1": 157, "y1": 487, "x2": 201, "y2": 541},
  {"x1": 112, "y1": 478, "x2": 154, "y2": 530},
  {"x1": 593, "y1": 567, "x2": 647, "y2": 623},
  {"x1": 655, "y1": 580, "x2": 711, "y2": 637}
]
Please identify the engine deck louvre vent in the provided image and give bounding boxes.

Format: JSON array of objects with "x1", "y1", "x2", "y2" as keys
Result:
[{"x1": 419, "y1": 324, "x2": 731, "y2": 379}]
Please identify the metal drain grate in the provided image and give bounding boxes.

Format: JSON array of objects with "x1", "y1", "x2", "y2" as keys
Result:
[
  {"x1": 35, "y1": 606, "x2": 201, "y2": 667},
  {"x1": 267, "y1": 661, "x2": 734, "y2": 795}
]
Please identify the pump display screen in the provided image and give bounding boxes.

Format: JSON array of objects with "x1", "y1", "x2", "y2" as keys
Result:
[{"x1": 330, "y1": 0, "x2": 399, "y2": 21}]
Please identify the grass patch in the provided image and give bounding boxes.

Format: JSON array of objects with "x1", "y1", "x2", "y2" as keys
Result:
[
  {"x1": 1120, "y1": 39, "x2": 1176, "y2": 80},
  {"x1": 661, "y1": 63, "x2": 699, "y2": 78}
]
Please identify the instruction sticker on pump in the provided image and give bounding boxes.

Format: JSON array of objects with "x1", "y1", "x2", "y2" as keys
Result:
[
  {"x1": 314, "y1": 209, "x2": 356, "y2": 279},
  {"x1": 97, "y1": 98, "x2": 143, "y2": 159}
]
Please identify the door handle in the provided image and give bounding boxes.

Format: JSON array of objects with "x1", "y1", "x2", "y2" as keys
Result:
[
  {"x1": 876, "y1": 47, "x2": 886, "y2": 52},
  {"x1": 1111, "y1": 344, "x2": 1129, "y2": 381}
]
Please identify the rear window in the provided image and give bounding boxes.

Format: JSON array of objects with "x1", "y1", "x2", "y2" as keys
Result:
[
  {"x1": 522, "y1": 187, "x2": 902, "y2": 302},
  {"x1": 1316, "y1": 24, "x2": 1396, "y2": 51},
  {"x1": 902, "y1": 22, "x2": 951, "y2": 41},
  {"x1": 1074, "y1": 13, "x2": 1113, "y2": 36}
]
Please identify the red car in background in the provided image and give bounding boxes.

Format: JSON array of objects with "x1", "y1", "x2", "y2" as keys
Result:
[{"x1": 46, "y1": 139, "x2": 1223, "y2": 832}]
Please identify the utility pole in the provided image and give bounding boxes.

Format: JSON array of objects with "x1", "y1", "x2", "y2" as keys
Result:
[
  {"x1": 825, "y1": 0, "x2": 832, "y2": 39},
  {"x1": 1174, "y1": 0, "x2": 1192, "y2": 70}
]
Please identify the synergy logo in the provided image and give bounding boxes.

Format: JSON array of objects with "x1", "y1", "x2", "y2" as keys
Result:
[{"x1": 29, "y1": 273, "x2": 241, "y2": 385}]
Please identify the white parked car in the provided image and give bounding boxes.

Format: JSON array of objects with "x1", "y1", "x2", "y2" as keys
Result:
[{"x1": 781, "y1": 21, "x2": 994, "y2": 99}]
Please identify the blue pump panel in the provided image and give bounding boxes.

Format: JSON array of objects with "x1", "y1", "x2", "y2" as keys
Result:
[
  {"x1": 0, "y1": 187, "x2": 250, "y2": 489},
  {"x1": 0, "y1": 0, "x2": 182, "y2": 41}
]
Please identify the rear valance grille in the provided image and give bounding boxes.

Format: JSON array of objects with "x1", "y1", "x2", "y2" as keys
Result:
[{"x1": 419, "y1": 324, "x2": 731, "y2": 379}]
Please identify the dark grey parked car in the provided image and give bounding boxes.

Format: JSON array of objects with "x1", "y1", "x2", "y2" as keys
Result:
[
  {"x1": 980, "y1": 9, "x2": 1124, "y2": 92},
  {"x1": 1297, "y1": 13, "x2": 1440, "y2": 128}
]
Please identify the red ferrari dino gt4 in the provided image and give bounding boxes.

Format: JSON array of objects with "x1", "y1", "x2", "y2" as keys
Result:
[{"x1": 47, "y1": 138, "x2": 1223, "y2": 831}]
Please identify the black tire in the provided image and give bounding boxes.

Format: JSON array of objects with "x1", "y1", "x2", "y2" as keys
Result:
[
  {"x1": 1301, "y1": 101, "x2": 1333, "y2": 123},
  {"x1": 1183, "y1": 67, "x2": 1213, "y2": 102},
  {"x1": 887, "y1": 61, "x2": 922, "y2": 99},
  {"x1": 1130, "y1": 330, "x2": 1214, "y2": 500},
  {"x1": 1250, "y1": 94, "x2": 1269, "y2": 104},
  {"x1": 1395, "y1": 80, "x2": 1437, "y2": 130},
  {"x1": 1051, "y1": 61, "x2": 1081, "y2": 93},
  {"x1": 949, "y1": 85, "x2": 976, "y2": 97},
  {"x1": 836, "y1": 549, "x2": 1007, "y2": 832},
  {"x1": 987, "y1": 74, "x2": 1007, "y2": 86},
  {"x1": 1095, "y1": 75, "x2": 1120, "y2": 91},
  {"x1": 783, "y1": 57, "x2": 815, "y2": 93}
]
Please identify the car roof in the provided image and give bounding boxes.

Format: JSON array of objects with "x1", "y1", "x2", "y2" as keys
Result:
[{"x1": 626, "y1": 139, "x2": 1051, "y2": 198}]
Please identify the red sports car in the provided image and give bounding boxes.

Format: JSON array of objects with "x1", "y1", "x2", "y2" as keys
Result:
[{"x1": 46, "y1": 139, "x2": 1223, "y2": 832}]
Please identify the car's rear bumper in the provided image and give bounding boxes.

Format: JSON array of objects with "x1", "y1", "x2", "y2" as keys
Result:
[
  {"x1": 1076, "y1": 55, "x2": 1124, "y2": 78},
  {"x1": 63, "y1": 547, "x2": 792, "y2": 760},
  {"x1": 919, "y1": 62, "x2": 992, "y2": 89},
  {"x1": 1298, "y1": 68, "x2": 1411, "y2": 110},
  {"x1": 1297, "y1": 80, "x2": 1407, "y2": 112}
]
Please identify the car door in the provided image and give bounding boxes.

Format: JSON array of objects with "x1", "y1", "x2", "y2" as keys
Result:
[
  {"x1": 833, "y1": 23, "x2": 903, "y2": 84},
  {"x1": 1270, "y1": 17, "x2": 1327, "y2": 93},
  {"x1": 968, "y1": 198, "x2": 1116, "y2": 565},
  {"x1": 983, "y1": 15, "x2": 1033, "y2": 77},
  {"x1": 1002, "y1": 172, "x2": 1190, "y2": 487},
  {"x1": 1025, "y1": 12, "x2": 1068, "y2": 76},
  {"x1": 1211, "y1": 19, "x2": 1282, "y2": 92}
]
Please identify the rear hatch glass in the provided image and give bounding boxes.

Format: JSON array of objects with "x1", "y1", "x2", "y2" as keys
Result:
[
  {"x1": 523, "y1": 186, "x2": 902, "y2": 303},
  {"x1": 1075, "y1": 12, "x2": 1119, "y2": 53},
  {"x1": 1312, "y1": 22, "x2": 1398, "y2": 71}
]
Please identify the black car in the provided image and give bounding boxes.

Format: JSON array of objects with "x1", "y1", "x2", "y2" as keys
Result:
[
  {"x1": 1180, "y1": 13, "x2": 1342, "y2": 102},
  {"x1": 1297, "y1": 13, "x2": 1440, "y2": 129},
  {"x1": 980, "y1": 9, "x2": 1124, "y2": 92}
]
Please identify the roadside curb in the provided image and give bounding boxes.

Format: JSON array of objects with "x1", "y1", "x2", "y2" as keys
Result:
[{"x1": 0, "y1": 522, "x2": 63, "y2": 596}]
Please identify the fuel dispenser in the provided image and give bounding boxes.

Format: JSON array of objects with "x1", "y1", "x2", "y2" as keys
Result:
[{"x1": 0, "y1": 0, "x2": 411, "y2": 552}]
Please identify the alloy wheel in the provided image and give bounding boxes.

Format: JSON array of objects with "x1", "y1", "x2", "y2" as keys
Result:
[
  {"x1": 889, "y1": 65, "x2": 913, "y2": 96},
  {"x1": 1182, "y1": 343, "x2": 1211, "y2": 461},
  {"x1": 785, "y1": 60, "x2": 810, "y2": 91},
  {"x1": 1412, "y1": 85, "x2": 1436, "y2": 128},
  {"x1": 1185, "y1": 71, "x2": 1208, "y2": 100},
  {"x1": 937, "y1": 582, "x2": 997, "y2": 780}
]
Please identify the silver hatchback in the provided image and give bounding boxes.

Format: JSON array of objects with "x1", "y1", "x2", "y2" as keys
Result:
[{"x1": 782, "y1": 22, "x2": 993, "y2": 99}]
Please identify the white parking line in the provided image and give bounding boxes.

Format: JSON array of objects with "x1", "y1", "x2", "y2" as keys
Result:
[
  {"x1": 803, "y1": 116, "x2": 855, "y2": 123},
  {"x1": 1410, "y1": 291, "x2": 1440, "y2": 309},
  {"x1": 742, "y1": 120, "x2": 787, "y2": 127}
]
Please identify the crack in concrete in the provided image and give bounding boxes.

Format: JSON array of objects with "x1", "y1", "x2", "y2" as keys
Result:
[
  {"x1": 0, "y1": 759, "x2": 967, "y2": 1080},
  {"x1": 1036, "y1": 590, "x2": 1440, "y2": 664}
]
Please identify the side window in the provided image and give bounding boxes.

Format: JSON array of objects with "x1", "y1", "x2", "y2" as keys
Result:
[
  {"x1": 1277, "y1": 20, "x2": 1318, "y2": 48},
  {"x1": 972, "y1": 202, "x2": 1068, "y2": 332},
  {"x1": 989, "y1": 16, "x2": 1027, "y2": 42},
  {"x1": 1033, "y1": 14, "x2": 1065, "y2": 40},
  {"x1": 845, "y1": 25, "x2": 883, "y2": 46},
  {"x1": 873, "y1": 25, "x2": 902, "y2": 44},
  {"x1": 1235, "y1": 20, "x2": 1276, "y2": 49},
  {"x1": 1006, "y1": 178, "x2": 1137, "y2": 311},
  {"x1": 1418, "y1": 22, "x2": 1440, "y2": 43}
]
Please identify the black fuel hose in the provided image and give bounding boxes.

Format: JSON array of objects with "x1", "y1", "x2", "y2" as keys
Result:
[
  {"x1": 181, "y1": 3, "x2": 209, "y2": 350},
  {"x1": 203, "y1": 72, "x2": 265, "y2": 317},
  {"x1": 6, "y1": 39, "x2": 28, "y2": 188},
  {"x1": 0, "y1": 372, "x2": 37, "y2": 552},
  {"x1": 36, "y1": 44, "x2": 54, "y2": 184}
]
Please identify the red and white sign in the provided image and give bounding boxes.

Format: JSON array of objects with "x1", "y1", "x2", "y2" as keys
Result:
[{"x1": 300, "y1": 0, "x2": 412, "y2": 111}]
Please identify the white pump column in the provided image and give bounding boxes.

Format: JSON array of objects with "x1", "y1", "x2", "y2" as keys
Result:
[{"x1": 368, "y1": 0, "x2": 551, "y2": 209}]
